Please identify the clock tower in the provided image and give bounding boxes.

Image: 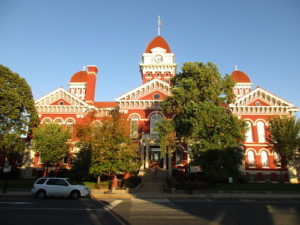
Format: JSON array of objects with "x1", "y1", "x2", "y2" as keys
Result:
[{"x1": 139, "y1": 35, "x2": 177, "y2": 84}]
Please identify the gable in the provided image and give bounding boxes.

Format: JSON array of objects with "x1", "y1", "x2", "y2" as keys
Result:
[
  {"x1": 139, "y1": 91, "x2": 168, "y2": 100},
  {"x1": 35, "y1": 88, "x2": 88, "y2": 107},
  {"x1": 115, "y1": 78, "x2": 171, "y2": 101},
  {"x1": 51, "y1": 99, "x2": 71, "y2": 106},
  {"x1": 247, "y1": 99, "x2": 271, "y2": 107},
  {"x1": 233, "y1": 87, "x2": 294, "y2": 107}
]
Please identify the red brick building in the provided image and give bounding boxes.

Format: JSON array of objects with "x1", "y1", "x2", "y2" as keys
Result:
[{"x1": 31, "y1": 35, "x2": 298, "y2": 182}]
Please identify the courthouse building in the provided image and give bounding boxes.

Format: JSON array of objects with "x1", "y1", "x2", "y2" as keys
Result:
[{"x1": 31, "y1": 34, "x2": 298, "y2": 182}]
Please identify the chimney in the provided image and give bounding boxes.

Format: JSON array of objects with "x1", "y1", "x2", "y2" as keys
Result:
[{"x1": 85, "y1": 65, "x2": 98, "y2": 103}]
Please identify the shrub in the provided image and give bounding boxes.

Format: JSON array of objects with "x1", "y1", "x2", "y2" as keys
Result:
[{"x1": 123, "y1": 176, "x2": 141, "y2": 188}]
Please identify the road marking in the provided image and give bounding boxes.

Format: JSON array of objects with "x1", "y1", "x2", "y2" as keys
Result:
[
  {"x1": 131, "y1": 198, "x2": 170, "y2": 203},
  {"x1": 103, "y1": 200, "x2": 122, "y2": 211},
  {"x1": 100, "y1": 200, "x2": 126, "y2": 225}
]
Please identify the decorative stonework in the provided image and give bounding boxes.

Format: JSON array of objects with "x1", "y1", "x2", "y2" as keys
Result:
[
  {"x1": 35, "y1": 88, "x2": 88, "y2": 107},
  {"x1": 117, "y1": 100, "x2": 161, "y2": 110},
  {"x1": 115, "y1": 79, "x2": 171, "y2": 101},
  {"x1": 231, "y1": 106, "x2": 291, "y2": 115},
  {"x1": 233, "y1": 88, "x2": 293, "y2": 107}
]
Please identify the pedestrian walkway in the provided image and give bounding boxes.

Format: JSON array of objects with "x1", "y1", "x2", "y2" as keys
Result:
[{"x1": 137, "y1": 168, "x2": 167, "y2": 193}]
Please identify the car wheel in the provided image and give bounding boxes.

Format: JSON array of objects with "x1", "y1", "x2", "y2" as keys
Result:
[
  {"x1": 70, "y1": 190, "x2": 80, "y2": 200},
  {"x1": 37, "y1": 190, "x2": 46, "y2": 199}
]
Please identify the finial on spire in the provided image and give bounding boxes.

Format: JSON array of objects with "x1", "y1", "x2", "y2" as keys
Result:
[
  {"x1": 158, "y1": 15, "x2": 162, "y2": 36},
  {"x1": 234, "y1": 65, "x2": 238, "y2": 71}
]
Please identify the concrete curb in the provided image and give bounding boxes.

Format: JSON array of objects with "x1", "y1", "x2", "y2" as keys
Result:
[{"x1": 1, "y1": 189, "x2": 300, "y2": 199}]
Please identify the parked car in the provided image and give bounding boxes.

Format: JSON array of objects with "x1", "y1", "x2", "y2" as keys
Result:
[{"x1": 31, "y1": 177, "x2": 90, "y2": 200}]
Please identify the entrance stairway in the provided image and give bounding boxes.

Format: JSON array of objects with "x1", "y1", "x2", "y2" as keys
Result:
[{"x1": 138, "y1": 168, "x2": 167, "y2": 193}]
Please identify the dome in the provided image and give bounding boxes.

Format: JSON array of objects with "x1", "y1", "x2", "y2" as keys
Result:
[
  {"x1": 232, "y1": 70, "x2": 251, "y2": 83},
  {"x1": 145, "y1": 36, "x2": 171, "y2": 53},
  {"x1": 70, "y1": 71, "x2": 88, "y2": 83}
]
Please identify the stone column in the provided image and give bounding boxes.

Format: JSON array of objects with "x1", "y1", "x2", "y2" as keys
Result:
[
  {"x1": 145, "y1": 145, "x2": 149, "y2": 168},
  {"x1": 163, "y1": 154, "x2": 167, "y2": 170},
  {"x1": 168, "y1": 153, "x2": 172, "y2": 175},
  {"x1": 140, "y1": 145, "x2": 144, "y2": 169}
]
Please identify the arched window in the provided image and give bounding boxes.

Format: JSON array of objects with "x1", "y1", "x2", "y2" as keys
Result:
[
  {"x1": 176, "y1": 146, "x2": 184, "y2": 165},
  {"x1": 245, "y1": 121, "x2": 253, "y2": 142},
  {"x1": 54, "y1": 118, "x2": 63, "y2": 125},
  {"x1": 43, "y1": 119, "x2": 51, "y2": 125},
  {"x1": 66, "y1": 120, "x2": 74, "y2": 133},
  {"x1": 93, "y1": 121, "x2": 101, "y2": 129},
  {"x1": 247, "y1": 151, "x2": 256, "y2": 167},
  {"x1": 130, "y1": 115, "x2": 139, "y2": 138},
  {"x1": 150, "y1": 113, "x2": 163, "y2": 134},
  {"x1": 92, "y1": 121, "x2": 101, "y2": 136},
  {"x1": 261, "y1": 150, "x2": 269, "y2": 168},
  {"x1": 257, "y1": 121, "x2": 266, "y2": 143}
]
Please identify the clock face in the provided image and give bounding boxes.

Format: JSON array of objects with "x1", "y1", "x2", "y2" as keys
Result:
[{"x1": 154, "y1": 54, "x2": 163, "y2": 63}]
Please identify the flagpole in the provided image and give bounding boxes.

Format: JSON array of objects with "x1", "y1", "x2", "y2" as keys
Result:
[{"x1": 158, "y1": 15, "x2": 161, "y2": 36}]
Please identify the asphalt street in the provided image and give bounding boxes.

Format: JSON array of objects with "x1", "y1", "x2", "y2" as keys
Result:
[
  {"x1": 112, "y1": 198, "x2": 300, "y2": 225},
  {"x1": 0, "y1": 196, "x2": 121, "y2": 225},
  {"x1": 0, "y1": 196, "x2": 299, "y2": 225}
]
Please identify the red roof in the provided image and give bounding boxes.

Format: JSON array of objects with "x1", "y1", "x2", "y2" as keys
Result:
[
  {"x1": 232, "y1": 70, "x2": 251, "y2": 83},
  {"x1": 70, "y1": 71, "x2": 88, "y2": 83},
  {"x1": 145, "y1": 36, "x2": 171, "y2": 53},
  {"x1": 94, "y1": 102, "x2": 118, "y2": 108}
]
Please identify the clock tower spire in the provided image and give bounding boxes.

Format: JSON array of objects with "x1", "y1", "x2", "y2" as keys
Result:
[{"x1": 139, "y1": 35, "x2": 176, "y2": 84}]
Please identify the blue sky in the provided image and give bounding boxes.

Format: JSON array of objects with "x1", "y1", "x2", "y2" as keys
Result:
[{"x1": 1, "y1": 0, "x2": 299, "y2": 116}]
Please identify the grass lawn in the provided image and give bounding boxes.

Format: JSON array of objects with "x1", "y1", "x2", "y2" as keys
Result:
[{"x1": 83, "y1": 181, "x2": 110, "y2": 189}]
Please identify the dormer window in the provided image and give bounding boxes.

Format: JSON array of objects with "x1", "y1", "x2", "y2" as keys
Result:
[
  {"x1": 165, "y1": 72, "x2": 170, "y2": 76},
  {"x1": 156, "y1": 72, "x2": 161, "y2": 76},
  {"x1": 146, "y1": 72, "x2": 151, "y2": 76}
]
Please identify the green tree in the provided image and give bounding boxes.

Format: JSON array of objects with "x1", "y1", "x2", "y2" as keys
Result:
[
  {"x1": 0, "y1": 65, "x2": 38, "y2": 164},
  {"x1": 158, "y1": 62, "x2": 246, "y2": 172},
  {"x1": 75, "y1": 111, "x2": 139, "y2": 185},
  {"x1": 32, "y1": 123, "x2": 70, "y2": 176},
  {"x1": 199, "y1": 147, "x2": 244, "y2": 183},
  {"x1": 269, "y1": 116, "x2": 300, "y2": 181}
]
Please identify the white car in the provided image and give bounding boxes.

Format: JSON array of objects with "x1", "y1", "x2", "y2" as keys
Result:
[{"x1": 31, "y1": 177, "x2": 90, "y2": 200}]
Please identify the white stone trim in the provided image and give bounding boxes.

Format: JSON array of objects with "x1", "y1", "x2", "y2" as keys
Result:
[
  {"x1": 128, "y1": 113, "x2": 142, "y2": 120},
  {"x1": 65, "y1": 117, "x2": 76, "y2": 124},
  {"x1": 245, "y1": 148, "x2": 257, "y2": 155},
  {"x1": 148, "y1": 111, "x2": 165, "y2": 120},
  {"x1": 232, "y1": 87, "x2": 294, "y2": 107},
  {"x1": 117, "y1": 100, "x2": 162, "y2": 110},
  {"x1": 254, "y1": 119, "x2": 269, "y2": 126},
  {"x1": 230, "y1": 106, "x2": 291, "y2": 115},
  {"x1": 258, "y1": 148, "x2": 271, "y2": 155},
  {"x1": 40, "y1": 117, "x2": 52, "y2": 124},
  {"x1": 115, "y1": 78, "x2": 171, "y2": 101},
  {"x1": 53, "y1": 117, "x2": 65, "y2": 124},
  {"x1": 35, "y1": 87, "x2": 89, "y2": 107}
]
